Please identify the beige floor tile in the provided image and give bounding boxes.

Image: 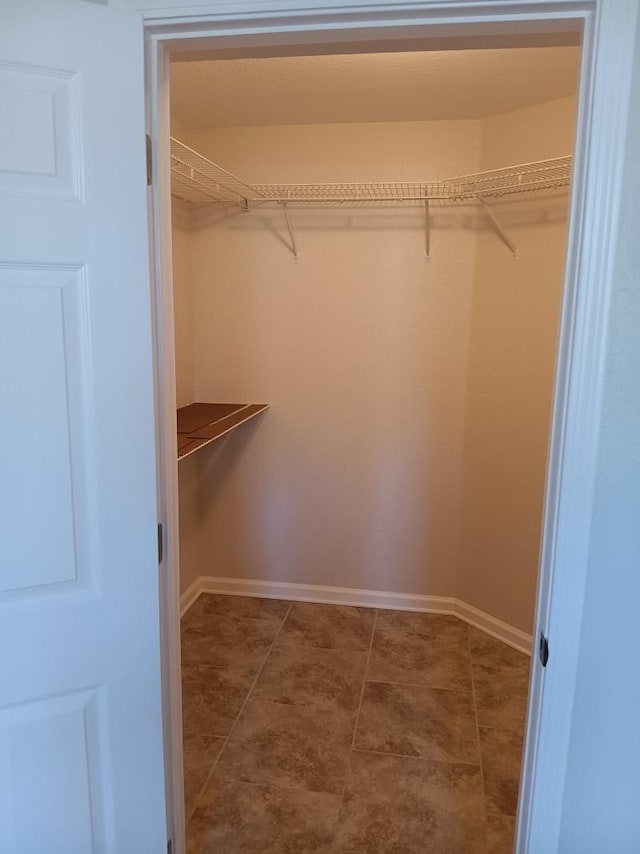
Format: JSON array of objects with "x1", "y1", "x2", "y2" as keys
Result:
[
  {"x1": 190, "y1": 593, "x2": 290, "y2": 622},
  {"x1": 472, "y1": 663, "x2": 529, "y2": 733},
  {"x1": 181, "y1": 612, "x2": 278, "y2": 673},
  {"x1": 354, "y1": 682, "x2": 480, "y2": 765},
  {"x1": 178, "y1": 605, "x2": 529, "y2": 851},
  {"x1": 479, "y1": 727, "x2": 524, "y2": 817},
  {"x1": 181, "y1": 663, "x2": 254, "y2": 737},
  {"x1": 252, "y1": 645, "x2": 367, "y2": 712},
  {"x1": 277, "y1": 602, "x2": 376, "y2": 651},
  {"x1": 375, "y1": 611, "x2": 468, "y2": 641},
  {"x1": 187, "y1": 779, "x2": 340, "y2": 854},
  {"x1": 470, "y1": 628, "x2": 531, "y2": 733},
  {"x1": 368, "y1": 626, "x2": 472, "y2": 692},
  {"x1": 486, "y1": 813, "x2": 516, "y2": 853},
  {"x1": 469, "y1": 628, "x2": 531, "y2": 673},
  {"x1": 333, "y1": 750, "x2": 485, "y2": 854},
  {"x1": 182, "y1": 733, "x2": 225, "y2": 822},
  {"x1": 215, "y1": 700, "x2": 355, "y2": 794}
]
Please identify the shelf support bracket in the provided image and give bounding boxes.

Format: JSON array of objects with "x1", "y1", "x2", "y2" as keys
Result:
[
  {"x1": 478, "y1": 196, "x2": 516, "y2": 256},
  {"x1": 281, "y1": 202, "x2": 298, "y2": 259},
  {"x1": 424, "y1": 198, "x2": 430, "y2": 258}
]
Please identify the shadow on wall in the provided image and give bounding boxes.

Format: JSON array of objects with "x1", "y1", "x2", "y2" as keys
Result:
[
  {"x1": 194, "y1": 409, "x2": 453, "y2": 592},
  {"x1": 197, "y1": 420, "x2": 261, "y2": 503}
]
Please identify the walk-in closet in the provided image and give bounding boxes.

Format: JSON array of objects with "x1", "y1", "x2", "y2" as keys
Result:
[{"x1": 167, "y1": 44, "x2": 579, "y2": 853}]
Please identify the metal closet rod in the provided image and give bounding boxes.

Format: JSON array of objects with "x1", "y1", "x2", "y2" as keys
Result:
[{"x1": 169, "y1": 136, "x2": 572, "y2": 258}]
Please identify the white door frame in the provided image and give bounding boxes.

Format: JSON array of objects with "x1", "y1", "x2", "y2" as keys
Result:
[{"x1": 142, "y1": 2, "x2": 638, "y2": 851}]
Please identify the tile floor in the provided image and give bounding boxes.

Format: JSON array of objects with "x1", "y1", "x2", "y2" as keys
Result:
[{"x1": 181, "y1": 596, "x2": 530, "y2": 853}]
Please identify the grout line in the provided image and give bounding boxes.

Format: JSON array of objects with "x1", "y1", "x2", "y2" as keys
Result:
[
  {"x1": 183, "y1": 734, "x2": 228, "y2": 825},
  {"x1": 351, "y1": 746, "x2": 482, "y2": 767},
  {"x1": 190, "y1": 750, "x2": 486, "y2": 797},
  {"x1": 363, "y1": 676, "x2": 474, "y2": 693},
  {"x1": 212, "y1": 602, "x2": 293, "y2": 747},
  {"x1": 184, "y1": 734, "x2": 229, "y2": 823},
  {"x1": 327, "y1": 610, "x2": 379, "y2": 852},
  {"x1": 182, "y1": 729, "x2": 229, "y2": 740},
  {"x1": 350, "y1": 609, "x2": 377, "y2": 751},
  {"x1": 468, "y1": 625, "x2": 488, "y2": 837},
  {"x1": 184, "y1": 604, "x2": 292, "y2": 830},
  {"x1": 187, "y1": 738, "x2": 485, "y2": 818}
]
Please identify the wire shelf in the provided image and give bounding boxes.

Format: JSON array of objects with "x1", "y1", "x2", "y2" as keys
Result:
[
  {"x1": 449, "y1": 155, "x2": 573, "y2": 200},
  {"x1": 170, "y1": 136, "x2": 571, "y2": 207},
  {"x1": 170, "y1": 137, "x2": 263, "y2": 204},
  {"x1": 251, "y1": 181, "x2": 454, "y2": 202},
  {"x1": 170, "y1": 137, "x2": 572, "y2": 257}
]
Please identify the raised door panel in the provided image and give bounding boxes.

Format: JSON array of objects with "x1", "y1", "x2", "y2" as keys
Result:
[
  {"x1": 0, "y1": 61, "x2": 81, "y2": 199},
  {"x1": 0, "y1": 266, "x2": 96, "y2": 601},
  {"x1": 0, "y1": 688, "x2": 113, "y2": 853}
]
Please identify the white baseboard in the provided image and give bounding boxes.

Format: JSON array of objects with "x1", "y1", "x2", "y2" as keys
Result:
[
  {"x1": 180, "y1": 575, "x2": 532, "y2": 655},
  {"x1": 454, "y1": 598, "x2": 532, "y2": 655},
  {"x1": 179, "y1": 576, "x2": 203, "y2": 617}
]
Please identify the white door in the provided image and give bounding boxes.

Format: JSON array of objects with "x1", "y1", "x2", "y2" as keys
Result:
[{"x1": 0, "y1": 1, "x2": 167, "y2": 851}]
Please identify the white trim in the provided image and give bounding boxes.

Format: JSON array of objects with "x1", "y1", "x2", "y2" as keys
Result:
[
  {"x1": 518, "y1": 4, "x2": 639, "y2": 852},
  {"x1": 455, "y1": 598, "x2": 532, "y2": 655},
  {"x1": 180, "y1": 575, "x2": 533, "y2": 655},
  {"x1": 145, "y1": 3, "x2": 639, "y2": 853},
  {"x1": 179, "y1": 576, "x2": 203, "y2": 617},
  {"x1": 147, "y1": 37, "x2": 187, "y2": 854},
  {"x1": 186, "y1": 574, "x2": 457, "y2": 613}
]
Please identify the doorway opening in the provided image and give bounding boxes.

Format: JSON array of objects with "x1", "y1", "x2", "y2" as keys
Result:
[{"x1": 146, "y1": 9, "x2": 597, "y2": 853}]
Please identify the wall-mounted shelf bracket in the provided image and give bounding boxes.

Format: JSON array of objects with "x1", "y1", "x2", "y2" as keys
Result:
[
  {"x1": 170, "y1": 138, "x2": 572, "y2": 261},
  {"x1": 281, "y1": 202, "x2": 298, "y2": 259},
  {"x1": 478, "y1": 196, "x2": 517, "y2": 256},
  {"x1": 424, "y1": 198, "x2": 431, "y2": 259}
]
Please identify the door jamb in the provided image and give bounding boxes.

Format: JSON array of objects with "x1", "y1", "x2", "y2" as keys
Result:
[
  {"x1": 145, "y1": 31, "x2": 186, "y2": 854},
  {"x1": 143, "y1": 3, "x2": 639, "y2": 852}
]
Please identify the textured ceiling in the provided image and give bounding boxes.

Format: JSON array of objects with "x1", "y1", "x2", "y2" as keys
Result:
[{"x1": 170, "y1": 47, "x2": 580, "y2": 129}]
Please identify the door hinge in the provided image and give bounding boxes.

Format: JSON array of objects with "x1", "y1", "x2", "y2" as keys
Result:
[
  {"x1": 167, "y1": 839, "x2": 173, "y2": 854},
  {"x1": 146, "y1": 134, "x2": 152, "y2": 186},
  {"x1": 157, "y1": 521, "x2": 164, "y2": 564},
  {"x1": 539, "y1": 631, "x2": 549, "y2": 668}
]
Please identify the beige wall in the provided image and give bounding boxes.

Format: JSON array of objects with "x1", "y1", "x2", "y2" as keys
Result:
[
  {"x1": 457, "y1": 96, "x2": 576, "y2": 633},
  {"x1": 172, "y1": 102, "x2": 574, "y2": 626},
  {"x1": 170, "y1": 114, "x2": 191, "y2": 146},
  {"x1": 187, "y1": 120, "x2": 482, "y2": 595},
  {"x1": 177, "y1": 453, "x2": 201, "y2": 595},
  {"x1": 171, "y1": 199, "x2": 194, "y2": 408}
]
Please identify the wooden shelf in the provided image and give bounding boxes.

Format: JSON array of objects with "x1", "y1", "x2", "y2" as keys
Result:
[{"x1": 177, "y1": 402, "x2": 268, "y2": 461}]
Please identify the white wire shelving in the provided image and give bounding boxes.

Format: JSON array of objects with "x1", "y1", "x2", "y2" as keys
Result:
[
  {"x1": 170, "y1": 136, "x2": 572, "y2": 257},
  {"x1": 170, "y1": 137, "x2": 264, "y2": 206},
  {"x1": 448, "y1": 156, "x2": 572, "y2": 200}
]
